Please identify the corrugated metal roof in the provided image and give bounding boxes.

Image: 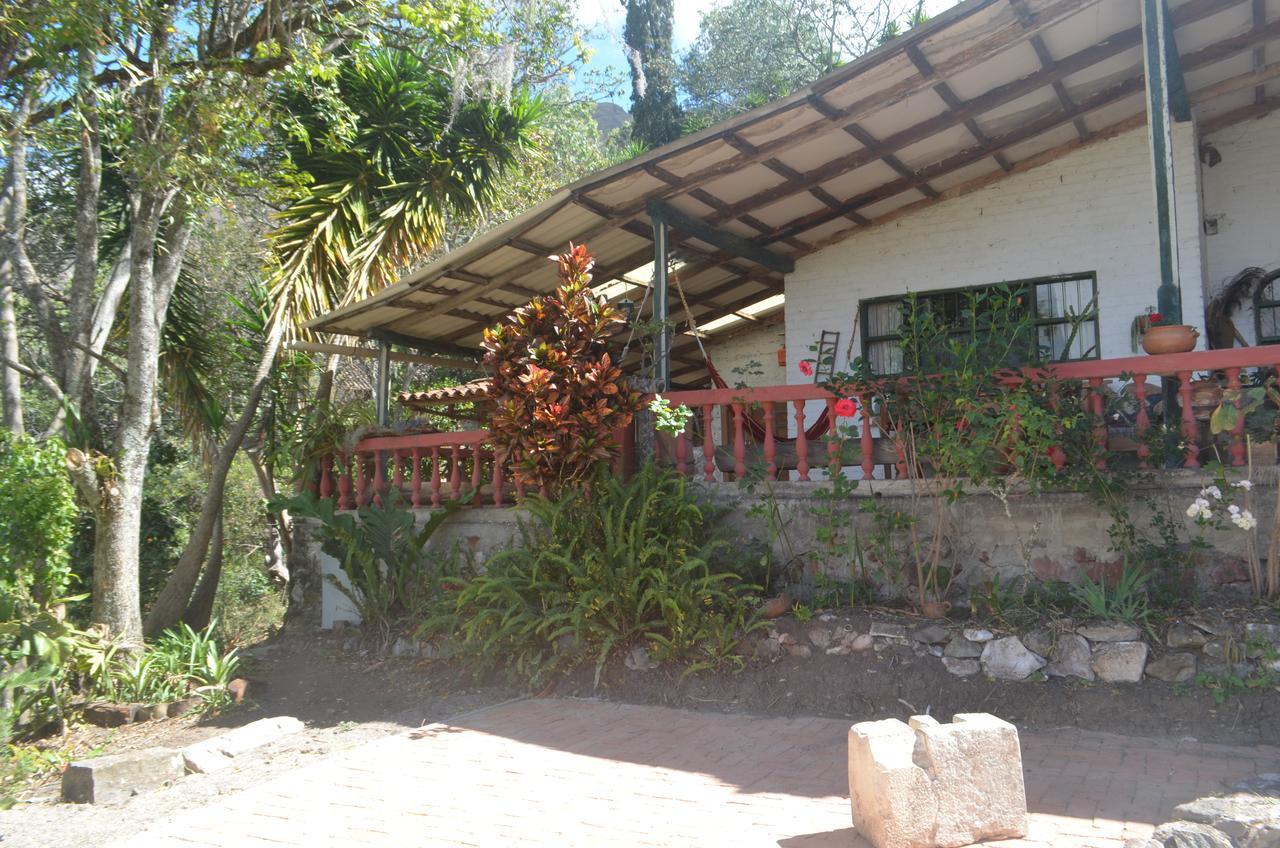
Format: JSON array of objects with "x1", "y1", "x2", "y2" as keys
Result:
[{"x1": 309, "y1": 0, "x2": 1280, "y2": 377}]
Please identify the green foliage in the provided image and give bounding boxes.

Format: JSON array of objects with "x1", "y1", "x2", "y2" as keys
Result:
[
  {"x1": 279, "y1": 490, "x2": 459, "y2": 645},
  {"x1": 482, "y1": 244, "x2": 644, "y2": 494},
  {"x1": 649, "y1": 395, "x2": 694, "y2": 437},
  {"x1": 625, "y1": 0, "x2": 683, "y2": 147},
  {"x1": 84, "y1": 622, "x2": 241, "y2": 707},
  {"x1": 448, "y1": 464, "x2": 763, "y2": 687},
  {"x1": 1069, "y1": 561, "x2": 1151, "y2": 623},
  {"x1": 1, "y1": 741, "x2": 74, "y2": 809},
  {"x1": 0, "y1": 434, "x2": 78, "y2": 605}
]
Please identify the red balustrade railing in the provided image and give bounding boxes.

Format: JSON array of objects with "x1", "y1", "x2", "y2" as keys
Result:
[{"x1": 316, "y1": 344, "x2": 1280, "y2": 509}]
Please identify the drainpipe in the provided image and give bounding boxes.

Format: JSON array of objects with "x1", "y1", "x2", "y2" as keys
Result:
[
  {"x1": 375, "y1": 339, "x2": 391, "y2": 426},
  {"x1": 652, "y1": 217, "x2": 670, "y2": 390},
  {"x1": 1141, "y1": 0, "x2": 1185, "y2": 324}
]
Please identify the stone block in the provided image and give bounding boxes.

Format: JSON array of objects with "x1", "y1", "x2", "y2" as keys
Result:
[
  {"x1": 62, "y1": 747, "x2": 184, "y2": 804},
  {"x1": 911, "y1": 624, "x2": 950, "y2": 645},
  {"x1": 943, "y1": 637, "x2": 982, "y2": 659},
  {"x1": 1146, "y1": 652, "x2": 1198, "y2": 683},
  {"x1": 1151, "y1": 821, "x2": 1233, "y2": 848},
  {"x1": 1045, "y1": 633, "x2": 1094, "y2": 681},
  {"x1": 1092, "y1": 641, "x2": 1148, "y2": 683},
  {"x1": 1167, "y1": 623, "x2": 1209, "y2": 649},
  {"x1": 847, "y1": 713, "x2": 1027, "y2": 848},
  {"x1": 870, "y1": 622, "x2": 909, "y2": 641},
  {"x1": 181, "y1": 716, "x2": 305, "y2": 774},
  {"x1": 1078, "y1": 621, "x2": 1142, "y2": 642},
  {"x1": 981, "y1": 636, "x2": 1045, "y2": 681},
  {"x1": 941, "y1": 657, "x2": 979, "y2": 677}
]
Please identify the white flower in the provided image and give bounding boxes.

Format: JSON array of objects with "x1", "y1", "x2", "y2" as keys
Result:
[
  {"x1": 1232, "y1": 510, "x2": 1257, "y2": 531},
  {"x1": 1229, "y1": 504, "x2": 1241, "y2": 516},
  {"x1": 1200, "y1": 485, "x2": 1223, "y2": 500},
  {"x1": 1232, "y1": 480, "x2": 1254, "y2": 490},
  {"x1": 1186, "y1": 498, "x2": 1213, "y2": 520}
]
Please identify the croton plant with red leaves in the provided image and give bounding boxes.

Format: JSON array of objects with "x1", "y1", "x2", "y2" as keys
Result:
[{"x1": 482, "y1": 244, "x2": 643, "y2": 494}]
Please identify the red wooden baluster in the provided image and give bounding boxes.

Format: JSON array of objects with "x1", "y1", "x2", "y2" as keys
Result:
[
  {"x1": 319, "y1": 454, "x2": 333, "y2": 500},
  {"x1": 1133, "y1": 375, "x2": 1150, "y2": 469},
  {"x1": 355, "y1": 453, "x2": 368, "y2": 506},
  {"x1": 410, "y1": 448, "x2": 422, "y2": 508},
  {"x1": 392, "y1": 449, "x2": 404, "y2": 501},
  {"x1": 826, "y1": 397, "x2": 840, "y2": 477},
  {"x1": 492, "y1": 449, "x2": 505, "y2": 507},
  {"x1": 430, "y1": 447, "x2": 442, "y2": 508},
  {"x1": 676, "y1": 419, "x2": 690, "y2": 477},
  {"x1": 1178, "y1": 370, "x2": 1199, "y2": 468},
  {"x1": 793, "y1": 400, "x2": 810, "y2": 482},
  {"x1": 470, "y1": 443, "x2": 482, "y2": 505},
  {"x1": 514, "y1": 472, "x2": 526, "y2": 501},
  {"x1": 1227, "y1": 367, "x2": 1246, "y2": 467},
  {"x1": 703, "y1": 404, "x2": 716, "y2": 482},
  {"x1": 763, "y1": 401, "x2": 776, "y2": 479},
  {"x1": 372, "y1": 450, "x2": 384, "y2": 506},
  {"x1": 337, "y1": 453, "x2": 353, "y2": 510},
  {"x1": 1088, "y1": 378, "x2": 1107, "y2": 469},
  {"x1": 449, "y1": 445, "x2": 462, "y2": 499},
  {"x1": 859, "y1": 392, "x2": 874, "y2": 479},
  {"x1": 731, "y1": 403, "x2": 746, "y2": 478}
]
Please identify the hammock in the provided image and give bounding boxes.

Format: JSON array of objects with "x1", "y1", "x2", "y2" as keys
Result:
[{"x1": 671, "y1": 269, "x2": 834, "y2": 444}]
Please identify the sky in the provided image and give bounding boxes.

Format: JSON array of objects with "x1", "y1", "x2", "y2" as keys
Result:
[{"x1": 574, "y1": 0, "x2": 960, "y2": 105}]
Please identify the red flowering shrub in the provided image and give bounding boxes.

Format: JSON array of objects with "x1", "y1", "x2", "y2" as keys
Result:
[{"x1": 482, "y1": 244, "x2": 643, "y2": 494}]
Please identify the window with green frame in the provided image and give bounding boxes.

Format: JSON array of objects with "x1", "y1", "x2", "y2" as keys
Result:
[
  {"x1": 1254, "y1": 271, "x2": 1280, "y2": 344},
  {"x1": 860, "y1": 273, "x2": 1100, "y2": 375}
]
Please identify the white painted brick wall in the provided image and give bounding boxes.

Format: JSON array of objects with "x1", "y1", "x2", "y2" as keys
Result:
[
  {"x1": 782, "y1": 122, "x2": 1207, "y2": 434},
  {"x1": 1201, "y1": 110, "x2": 1280, "y2": 346}
]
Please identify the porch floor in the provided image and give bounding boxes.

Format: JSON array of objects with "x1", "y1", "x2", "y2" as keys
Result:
[{"x1": 121, "y1": 698, "x2": 1279, "y2": 847}]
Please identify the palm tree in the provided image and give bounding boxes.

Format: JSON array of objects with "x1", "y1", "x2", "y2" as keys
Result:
[{"x1": 144, "y1": 47, "x2": 541, "y2": 635}]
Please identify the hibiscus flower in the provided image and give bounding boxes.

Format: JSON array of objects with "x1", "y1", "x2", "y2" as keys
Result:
[
  {"x1": 798, "y1": 360, "x2": 814, "y2": 377},
  {"x1": 834, "y1": 397, "x2": 857, "y2": 418}
]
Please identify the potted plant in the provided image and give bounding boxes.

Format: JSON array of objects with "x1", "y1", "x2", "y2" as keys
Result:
[{"x1": 1140, "y1": 310, "x2": 1199, "y2": 354}]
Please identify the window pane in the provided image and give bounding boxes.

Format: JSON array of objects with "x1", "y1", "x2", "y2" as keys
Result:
[
  {"x1": 1036, "y1": 277, "x2": 1091, "y2": 320},
  {"x1": 1037, "y1": 320, "x2": 1097, "y2": 361},
  {"x1": 868, "y1": 340, "x2": 902, "y2": 375},
  {"x1": 1261, "y1": 306, "x2": 1280, "y2": 342},
  {"x1": 865, "y1": 300, "x2": 903, "y2": 339}
]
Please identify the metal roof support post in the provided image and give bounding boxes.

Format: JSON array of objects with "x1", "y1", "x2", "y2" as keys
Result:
[
  {"x1": 375, "y1": 339, "x2": 391, "y2": 426},
  {"x1": 1142, "y1": 0, "x2": 1187, "y2": 324},
  {"x1": 652, "y1": 216, "x2": 670, "y2": 390}
]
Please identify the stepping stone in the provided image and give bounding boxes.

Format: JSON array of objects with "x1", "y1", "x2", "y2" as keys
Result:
[{"x1": 62, "y1": 748, "x2": 184, "y2": 804}]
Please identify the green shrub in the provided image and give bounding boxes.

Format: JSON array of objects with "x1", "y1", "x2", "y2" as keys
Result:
[
  {"x1": 448, "y1": 464, "x2": 763, "y2": 687},
  {"x1": 83, "y1": 622, "x2": 241, "y2": 708},
  {"x1": 279, "y1": 490, "x2": 460, "y2": 645},
  {"x1": 0, "y1": 434, "x2": 78, "y2": 605},
  {"x1": 1070, "y1": 560, "x2": 1151, "y2": 623}
]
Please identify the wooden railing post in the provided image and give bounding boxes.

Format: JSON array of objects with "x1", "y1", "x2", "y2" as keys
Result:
[
  {"x1": 1133, "y1": 375, "x2": 1151, "y2": 469},
  {"x1": 1177, "y1": 371, "x2": 1199, "y2": 468},
  {"x1": 1227, "y1": 367, "x2": 1246, "y2": 467},
  {"x1": 731, "y1": 403, "x2": 746, "y2": 478},
  {"x1": 793, "y1": 399, "x2": 809, "y2": 481},
  {"x1": 859, "y1": 392, "x2": 874, "y2": 479},
  {"x1": 762, "y1": 401, "x2": 776, "y2": 479},
  {"x1": 703, "y1": 404, "x2": 717, "y2": 482}
]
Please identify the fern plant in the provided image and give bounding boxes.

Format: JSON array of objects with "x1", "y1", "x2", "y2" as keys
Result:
[{"x1": 449, "y1": 464, "x2": 763, "y2": 687}]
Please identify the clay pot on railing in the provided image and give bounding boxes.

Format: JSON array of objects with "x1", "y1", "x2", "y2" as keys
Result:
[{"x1": 1141, "y1": 324, "x2": 1199, "y2": 354}]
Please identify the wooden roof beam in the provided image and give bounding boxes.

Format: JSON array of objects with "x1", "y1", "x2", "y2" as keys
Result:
[
  {"x1": 904, "y1": 43, "x2": 1012, "y2": 173},
  {"x1": 702, "y1": 0, "x2": 1243, "y2": 229},
  {"x1": 1009, "y1": 0, "x2": 1092, "y2": 141},
  {"x1": 646, "y1": 200, "x2": 796, "y2": 274}
]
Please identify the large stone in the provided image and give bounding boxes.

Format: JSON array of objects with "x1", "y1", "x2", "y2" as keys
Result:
[
  {"x1": 82, "y1": 703, "x2": 134, "y2": 728},
  {"x1": 808, "y1": 625, "x2": 833, "y2": 650},
  {"x1": 1146, "y1": 653, "x2": 1198, "y2": 683},
  {"x1": 941, "y1": 658, "x2": 979, "y2": 677},
  {"x1": 1092, "y1": 641, "x2": 1149, "y2": 683},
  {"x1": 1150, "y1": 821, "x2": 1233, "y2": 848},
  {"x1": 911, "y1": 624, "x2": 951, "y2": 645},
  {"x1": 1077, "y1": 621, "x2": 1142, "y2": 643},
  {"x1": 1045, "y1": 633, "x2": 1094, "y2": 681},
  {"x1": 1167, "y1": 623, "x2": 1210, "y2": 650},
  {"x1": 1023, "y1": 628, "x2": 1054, "y2": 657},
  {"x1": 962, "y1": 628, "x2": 995, "y2": 643},
  {"x1": 981, "y1": 637, "x2": 1046, "y2": 681},
  {"x1": 1245, "y1": 623, "x2": 1280, "y2": 649},
  {"x1": 1175, "y1": 792, "x2": 1280, "y2": 844},
  {"x1": 870, "y1": 622, "x2": 909, "y2": 641},
  {"x1": 943, "y1": 637, "x2": 983, "y2": 659},
  {"x1": 1188, "y1": 614, "x2": 1236, "y2": 638},
  {"x1": 847, "y1": 713, "x2": 1027, "y2": 848},
  {"x1": 62, "y1": 747, "x2": 184, "y2": 804},
  {"x1": 846, "y1": 633, "x2": 874, "y2": 652},
  {"x1": 181, "y1": 716, "x2": 305, "y2": 774}
]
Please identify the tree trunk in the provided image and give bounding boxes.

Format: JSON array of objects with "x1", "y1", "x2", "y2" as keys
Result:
[
  {"x1": 181, "y1": 513, "x2": 223, "y2": 631},
  {"x1": 0, "y1": 88, "x2": 34, "y2": 435},
  {"x1": 0, "y1": 258, "x2": 21, "y2": 435},
  {"x1": 145, "y1": 322, "x2": 283, "y2": 636}
]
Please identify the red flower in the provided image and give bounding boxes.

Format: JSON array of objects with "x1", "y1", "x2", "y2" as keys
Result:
[
  {"x1": 955, "y1": 417, "x2": 968, "y2": 431},
  {"x1": 834, "y1": 397, "x2": 858, "y2": 418},
  {"x1": 798, "y1": 360, "x2": 814, "y2": 377}
]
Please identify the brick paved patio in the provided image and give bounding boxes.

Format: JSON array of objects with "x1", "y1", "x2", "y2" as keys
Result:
[{"x1": 118, "y1": 698, "x2": 1280, "y2": 847}]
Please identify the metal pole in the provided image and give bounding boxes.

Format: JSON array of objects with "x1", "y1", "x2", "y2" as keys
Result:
[
  {"x1": 652, "y1": 217, "x2": 670, "y2": 390},
  {"x1": 375, "y1": 339, "x2": 391, "y2": 426},
  {"x1": 1142, "y1": 0, "x2": 1183, "y2": 324}
]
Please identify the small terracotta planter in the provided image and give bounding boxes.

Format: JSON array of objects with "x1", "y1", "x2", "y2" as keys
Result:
[
  {"x1": 1141, "y1": 324, "x2": 1199, "y2": 355},
  {"x1": 921, "y1": 600, "x2": 952, "y2": 619}
]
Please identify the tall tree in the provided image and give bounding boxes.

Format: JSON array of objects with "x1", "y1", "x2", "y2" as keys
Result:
[{"x1": 623, "y1": 0, "x2": 683, "y2": 147}]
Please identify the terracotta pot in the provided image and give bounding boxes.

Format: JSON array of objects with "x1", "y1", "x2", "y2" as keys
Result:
[
  {"x1": 921, "y1": 600, "x2": 952, "y2": 619},
  {"x1": 1141, "y1": 324, "x2": 1199, "y2": 354},
  {"x1": 760, "y1": 592, "x2": 792, "y2": 619},
  {"x1": 776, "y1": 345, "x2": 787, "y2": 367}
]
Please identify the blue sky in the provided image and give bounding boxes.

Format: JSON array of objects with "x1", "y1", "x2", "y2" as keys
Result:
[{"x1": 574, "y1": 0, "x2": 959, "y2": 105}]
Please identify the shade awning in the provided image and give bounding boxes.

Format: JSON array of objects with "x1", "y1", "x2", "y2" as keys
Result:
[{"x1": 308, "y1": 0, "x2": 1280, "y2": 382}]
